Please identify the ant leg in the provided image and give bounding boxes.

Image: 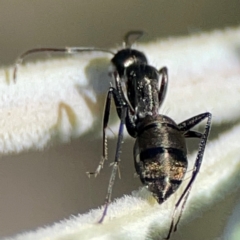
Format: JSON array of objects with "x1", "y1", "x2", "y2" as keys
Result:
[
  {"x1": 124, "y1": 30, "x2": 145, "y2": 48},
  {"x1": 13, "y1": 47, "x2": 114, "y2": 82},
  {"x1": 184, "y1": 130, "x2": 202, "y2": 138},
  {"x1": 86, "y1": 86, "x2": 127, "y2": 177},
  {"x1": 98, "y1": 105, "x2": 127, "y2": 223},
  {"x1": 173, "y1": 189, "x2": 191, "y2": 232},
  {"x1": 113, "y1": 72, "x2": 136, "y2": 138},
  {"x1": 158, "y1": 67, "x2": 168, "y2": 108},
  {"x1": 178, "y1": 112, "x2": 210, "y2": 132},
  {"x1": 165, "y1": 112, "x2": 212, "y2": 239},
  {"x1": 86, "y1": 87, "x2": 117, "y2": 177}
]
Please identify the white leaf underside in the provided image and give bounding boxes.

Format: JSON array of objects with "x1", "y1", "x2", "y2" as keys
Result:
[{"x1": 2, "y1": 26, "x2": 240, "y2": 240}]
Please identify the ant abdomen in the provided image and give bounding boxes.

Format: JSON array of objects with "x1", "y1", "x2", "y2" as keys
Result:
[{"x1": 134, "y1": 114, "x2": 188, "y2": 204}]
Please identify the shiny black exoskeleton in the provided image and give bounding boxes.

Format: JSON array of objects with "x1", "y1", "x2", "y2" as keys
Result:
[
  {"x1": 13, "y1": 31, "x2": 212, "y2": 239},
  {"x1": 91, "y1": 33, "x2": 211, "y2": 239}
]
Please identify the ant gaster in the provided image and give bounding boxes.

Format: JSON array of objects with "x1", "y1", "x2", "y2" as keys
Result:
[{"x1": 13, "y1": 31, "x2": 212, "y2": 239}]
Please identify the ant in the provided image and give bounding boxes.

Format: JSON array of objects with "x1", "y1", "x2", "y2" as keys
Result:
[{"x1": 13, "y1": 31, "x2": 212, "y2": 239}]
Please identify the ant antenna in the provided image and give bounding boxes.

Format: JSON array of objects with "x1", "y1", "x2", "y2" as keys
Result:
[
  {"x1": 13, "y1": 47, "x2": 115, "y2": 83},
  {"x1": 123, "y1": 30, "x2": 145, "y2": 48}
]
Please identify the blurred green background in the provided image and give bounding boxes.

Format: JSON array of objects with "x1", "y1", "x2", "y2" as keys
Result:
[{"x1": 0, "y1": 1, "x2": 240, "y2": 239}]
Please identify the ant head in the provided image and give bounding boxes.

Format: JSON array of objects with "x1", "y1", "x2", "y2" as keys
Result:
[{"x1": 111, "y1": 49, "x2": 148, "y2": 78}]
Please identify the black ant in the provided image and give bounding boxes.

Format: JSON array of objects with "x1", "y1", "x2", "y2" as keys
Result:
[{"x1": 13, "y1": 31, "x2": 212, "y2": 239}]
